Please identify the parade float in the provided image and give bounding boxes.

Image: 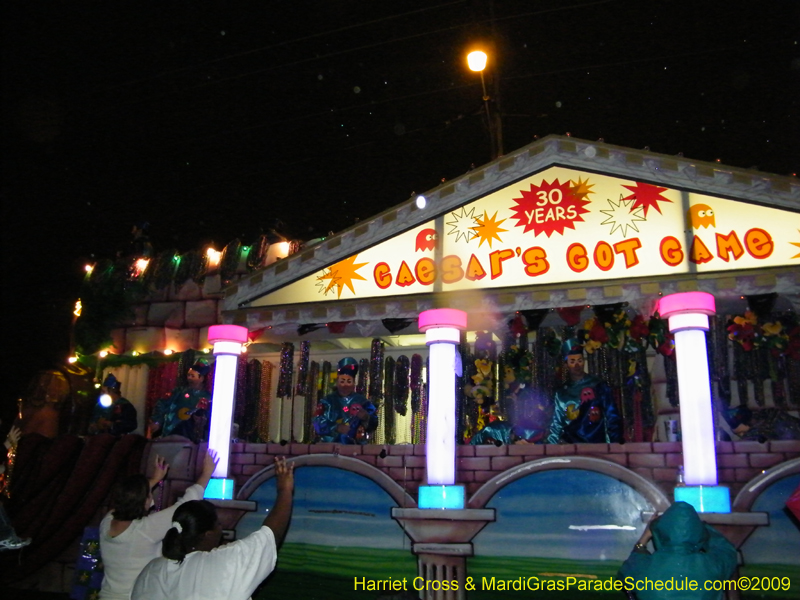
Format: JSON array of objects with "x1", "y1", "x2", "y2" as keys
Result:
[{"x1": 5, "y1": 136, "x2": 799, "y2": 599}]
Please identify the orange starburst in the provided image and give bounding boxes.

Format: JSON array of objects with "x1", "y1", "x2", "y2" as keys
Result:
[
  {"x1": 319, "y1": 255, "x2": 368, "y2": 298},
  {"x1": 791, "y1": 230, "x2": 800, "y2": 259},
  {"x1": 570, "y1": 177, "x2": 595, "y2": 200},
  {"x1": 471, "y1": 211, "x2": 508, "y2": 248}
]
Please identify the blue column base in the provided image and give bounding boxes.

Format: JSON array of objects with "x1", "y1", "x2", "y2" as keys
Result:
[
  {"x1": 674, "y1": 485, "x2": 731, "y2": 513},
  {"x1": 204, "y1": 478, "x2": 235, "y2": 500},
  {"x1": 418, "y1": 485, "x2": 465, "y2": 510}
]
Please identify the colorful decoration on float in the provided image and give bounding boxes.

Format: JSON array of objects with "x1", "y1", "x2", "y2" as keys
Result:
[
  {"x1": 253, "y1": 167, "x2": 800, "y2": 308},
  {"x1": 415, "y1": 228, "x2": 438, "y2": 252},
  {"x1": 727, "y1": 311, "x2": 800, "y2": 359},
  {"x1": 509, "y1": 177, "x2": 592, "y2": 237},
  {"x1": 316, "y1": 255, "x2": 368, "y2": 298},
  {"x1": 257, "y1": 360, "x2": 273, "y2": 442},
  {"x1": 277, "y1": 343, "x2": 294, "y2": 398}
]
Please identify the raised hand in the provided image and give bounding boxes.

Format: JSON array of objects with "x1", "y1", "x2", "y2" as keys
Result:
[
  {"x1": 149, "y1": 454, "x2": 169, "y2": 487},
  {"x1": 4, "y1": 426, "x2": 22, "y2": 449},
  {"x1": 274, "y1": 456, "x2": 294, "y2": 494},
  {"x1": 202, "y1": 449, "x2": 220, "y2": 478}
]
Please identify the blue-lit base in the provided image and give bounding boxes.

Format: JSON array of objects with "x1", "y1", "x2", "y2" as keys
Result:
[
  {"x1": 674, "y1": 485, "x2": 731, "y2": 513},
  {"x1": 418, "y1": 485, "x2": 465, "y2": 510},
  {"x1": 204, "y1": 478, "x2": 235, "y2": 500}
]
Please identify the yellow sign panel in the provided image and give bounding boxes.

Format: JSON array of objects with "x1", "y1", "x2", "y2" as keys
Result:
[{"x1": 255, "y1": 167, "x2": 800, "y2": 306}]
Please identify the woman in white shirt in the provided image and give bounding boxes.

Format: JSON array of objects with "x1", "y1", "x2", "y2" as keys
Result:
[
  {"x1": 132, "y1": 457, "x2": 294, "y2": 600},
  {"x1": 99, "y1": 449, "x2": 217, "y2": 600}
]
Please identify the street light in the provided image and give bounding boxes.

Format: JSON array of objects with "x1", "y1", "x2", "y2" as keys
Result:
[{"x1": 466, "y1": 50, "x2": 502, "y2": 159}]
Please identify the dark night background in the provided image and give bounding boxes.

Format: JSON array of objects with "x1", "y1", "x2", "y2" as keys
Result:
[{"x1": 2, "y1": 1, "x2": 798, "y2": 423}]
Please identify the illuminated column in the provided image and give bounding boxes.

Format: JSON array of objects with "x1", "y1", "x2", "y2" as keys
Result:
[
  {"x1": 205, "y1": 324, "x2": 249, "y2": 500},
  {"x1": 418, "y1": 308, "x2": 468, "y2": 509},
  {"x1": 658, "y1": 292, "x2": 729, "y2": 512}
]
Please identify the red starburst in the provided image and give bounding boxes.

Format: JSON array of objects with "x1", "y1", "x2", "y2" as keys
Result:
[
  {"x1": 509, "y1": 179, "x2": 591, "y2": 237},
  {"x1": 621, "y1": 181, "x2": 672, "y2": 218}
]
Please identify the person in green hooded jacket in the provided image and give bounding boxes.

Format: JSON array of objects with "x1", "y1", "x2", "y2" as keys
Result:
[{"x1": 618, "y1": 501, "x2": 737, "y2": 600}]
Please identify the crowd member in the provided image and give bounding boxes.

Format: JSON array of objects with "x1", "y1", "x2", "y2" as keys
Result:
[
  {"x1": 132, "y1": 457, "x2": 294, "y2": 600},
  {"x1": 99, "y1": 449, "x2": 218, "y2": 599},
  {"x1": 619, "y1": 502, "x2": 737, "y2": 600},
  {"x1": 0, "y1": 423, "x2": 31, "y2": 551},
  {"x1": 150, "y1": 363, "x2": 212, "y2": 442},
  {"x1": 547, "y1": 341, "x2": 622, "y2": 444},
  {"x1": 313, "y1": 357, "x2": 377, "y2": 444},
  {"x1": 89, "y1": 374, "x2": 138, "y2": 435}
]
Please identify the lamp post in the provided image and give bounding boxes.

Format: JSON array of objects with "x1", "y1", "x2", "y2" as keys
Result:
[{"x1": 467, "y1": 50, "x2": 503, "y2": 159}]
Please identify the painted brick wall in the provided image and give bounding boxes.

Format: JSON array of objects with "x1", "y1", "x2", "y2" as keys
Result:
[{"x1": 228, "y1": 440, "x2": 800, "y2": 502}]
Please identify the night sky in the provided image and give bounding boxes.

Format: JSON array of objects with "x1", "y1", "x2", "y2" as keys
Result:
[{"x1": 2, "y1": 1, "x2": 798, "y2": 412}]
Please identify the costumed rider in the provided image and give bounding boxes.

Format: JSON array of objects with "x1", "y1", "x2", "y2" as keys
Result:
[
  {"x1": 546, "y1": 340, "x2": 622, "y2": 444},
  {"x1": 313, "y1": 358, "x2": 377, "y2": 444},
  {"x1": 150, "y1": 362, "x2": 212, "y2": 442},
  {"x1": 470, "y1": 388, "x2": 549, "y2": 445},
  {"x1": 89, "y1": 374, "x2": 138, "y2": 435}
]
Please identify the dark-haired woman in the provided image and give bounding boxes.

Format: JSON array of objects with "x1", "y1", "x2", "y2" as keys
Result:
[
  {"x1": 99, "y1": 450, "x2": 218, "y2": 600},
  {"x1": 132, "y1": 457, "x2": 294, "y2": 600}
]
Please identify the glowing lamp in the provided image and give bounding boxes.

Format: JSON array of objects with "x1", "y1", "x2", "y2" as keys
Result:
[
  {"x1": 418, "y1": 308, "x2": 467, "y2": 509},
  {"x1": 132, "y1": 258, "x2": 150, "y2": 277},
  {"x1": 415, "y1": 195, "x2": 427, "y2": 209},
  {"x1": 84, "y1": 264, "x2": 94, "y2": 273},
  {"x1": 657, "y1": 292, "x2": 729, "y2": 512},
  {"x1": 74, "y1": 300, "x2": 83, "y2": 317},
  {"x1": 206, "y1": 248, "x2": 221, "y2": 267},
  {"x1": 205, "y1": 324, "x2": 249, "y2": 500},
  {"x1": 163, "y1": 349, "x2": 174, "y2": 356},
  {"x1": 68, "y1": 356, "x2": 78, "y2": 364},
  {"x1": 99, "y1": 394, "x2": 113, "y2": 408},
  {"x1": 467, "y1": 50, "x2": 488, "y2": 72},
  {"x1": 99, "y1": 350, "x2": 108, "y2": 358}
]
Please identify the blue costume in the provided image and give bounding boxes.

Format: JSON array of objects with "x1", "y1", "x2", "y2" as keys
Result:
[
  {"x1": 469, "y1": 421, "x2": 546, "y2": 445},
  {"x1": 547, "y1": 341, "x2": 622, "y2": 444},
  {"x1": 151, "y1": 363, "x2": 211, "y2": 442},
  {"x1": 313, "y1": 358, "x2": 377, "y2": 444}
]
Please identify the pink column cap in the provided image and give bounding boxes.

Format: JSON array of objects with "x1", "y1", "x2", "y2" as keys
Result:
[
  {"x1": 418, "y1": 308, "x2": 468, "y2": 332},
  {"x1": 208, "y1": 324, "x2": 249, "y2": 344},
  {"x1": 657, "y1": 291, "x2": 716, "y2": 319}
]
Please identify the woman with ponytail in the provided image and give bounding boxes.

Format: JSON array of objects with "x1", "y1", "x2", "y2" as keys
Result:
[
  {"x1": 133, "y1": 457, "x2": 294, "y2": 600},
  {"x1": 99, "y1": 449, "x2": 218, "y2": 600}
]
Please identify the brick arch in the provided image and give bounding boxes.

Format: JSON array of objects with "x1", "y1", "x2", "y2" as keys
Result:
[
  {"x1": 733, "y1": 456, "x2": 800, "y2": 512},
  {"x1": 467, "y1": 455, "x2": 671, "y2": 511},
  {"x1": 236, "y1": 453, "x2": 417, "y2": 508}
]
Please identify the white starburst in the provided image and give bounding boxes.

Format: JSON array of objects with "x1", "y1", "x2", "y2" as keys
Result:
[
  {"x1": 599, "y1": 196, "x2": 646, "y2": 237},
  {"x1": 315, "y1": 269, "x2": 338, "y2": 296},
  {"x1": 446, "y1": 206, "x2": 479, "y2": 243}
]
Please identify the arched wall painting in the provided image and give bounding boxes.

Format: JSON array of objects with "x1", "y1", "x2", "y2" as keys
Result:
[
  {"x1": 469, "y1": 470, "x2": 653, "y2": 599},
  {"x1": 236, "y1": 466, "x2": 416, "y2": 599},
  {"x1": 739, "y1": 473, "x2": 800, "y2": 594}
]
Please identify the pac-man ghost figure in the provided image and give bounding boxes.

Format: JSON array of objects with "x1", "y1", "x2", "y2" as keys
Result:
[
  {"x1": 415, "y1": 228, "x2": 438, "y2": 252},
  {"x1": 687, "y1": 203, "x2": 716, "y2": 229}
]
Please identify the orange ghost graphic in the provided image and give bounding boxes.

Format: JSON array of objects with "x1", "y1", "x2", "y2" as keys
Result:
[{"x1": 687, "y1": 204, "x2": 716, "y2": 229}]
